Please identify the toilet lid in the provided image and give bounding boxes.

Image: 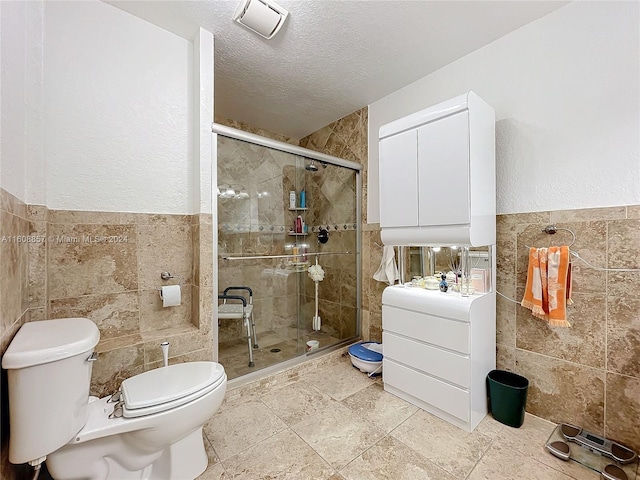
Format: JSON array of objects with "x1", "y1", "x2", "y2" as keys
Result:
[{"x1": 121, "y1": 362, "x2": 225, "y2": 413}]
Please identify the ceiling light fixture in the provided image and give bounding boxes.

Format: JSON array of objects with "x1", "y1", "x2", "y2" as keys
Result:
[{"x1": 233, "y1": 0, "x2": 289, "y2": 40}]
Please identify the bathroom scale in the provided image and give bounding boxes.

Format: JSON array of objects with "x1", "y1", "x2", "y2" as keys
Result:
[{"x1": 545, "y1": 424, "x2": 638, "y2": 480}]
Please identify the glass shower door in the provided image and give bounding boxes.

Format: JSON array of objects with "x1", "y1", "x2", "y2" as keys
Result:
[{"x1": 217, "y1": 135, "x2": 359, "y2": 380}]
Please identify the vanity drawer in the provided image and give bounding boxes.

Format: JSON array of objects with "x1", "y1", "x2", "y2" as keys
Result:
[
  {"x1": 382, "y1": 305, "x2": 470, "y2": 354},
  {"x1": 383, "y1": 332, "x2": 470, "y2": 388},
  {"x1": 383, "y1": 359, "x2": 470, "y2": 422}
]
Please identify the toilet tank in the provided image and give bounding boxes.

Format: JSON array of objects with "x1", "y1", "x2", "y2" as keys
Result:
[{"x1": 1, "y1": 318, "x2": 100, "y2": 464}]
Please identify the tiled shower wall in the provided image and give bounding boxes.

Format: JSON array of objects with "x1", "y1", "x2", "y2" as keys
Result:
[
  {"x1": 496, "y1": 206, "x2": 640, "y2": 451},
  {"x1": 300, "y1": 107, "x2": 387, "y2": 343}
]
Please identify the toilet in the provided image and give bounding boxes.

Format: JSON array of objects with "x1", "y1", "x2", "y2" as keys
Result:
[{"x1": 1, "y1": 318, "x2": 227, "y2": 480}]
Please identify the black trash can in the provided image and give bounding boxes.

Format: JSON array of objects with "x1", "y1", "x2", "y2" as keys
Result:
[{"x1": 487, "y1": 370, "x2": 529, "y2": 428}]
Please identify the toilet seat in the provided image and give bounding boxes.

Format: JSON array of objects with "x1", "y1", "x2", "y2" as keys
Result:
[{"x1": 121, "y1": 362, "x2": 225, "y2": 418}]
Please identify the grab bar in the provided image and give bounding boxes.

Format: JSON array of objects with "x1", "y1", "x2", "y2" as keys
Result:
[{"x1": 221, "y1": 251, "x2": 352, "y2": 261}]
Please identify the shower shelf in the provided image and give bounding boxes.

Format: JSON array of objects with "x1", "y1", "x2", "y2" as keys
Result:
[
  {"x1": 288, "y1": 232, "x2": 308, "y2": 236},
  {"x1": 288, "y1": 207, "x2": 308, "y2": 211}
]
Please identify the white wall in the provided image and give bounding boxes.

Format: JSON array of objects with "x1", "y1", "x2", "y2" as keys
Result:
[
  {"x1": 43, "y1": 0, "x2": 195, "y2": 214},
  {"x1": 0, "y1": 1, "x2": 27, "y2": 200},
  {"x1": 193, "y1": 28, "x2": 214, "y2": 215},
  {"x1": 25, "y1": 1, "x2": 45, "y2": 206},
  {"x1": 368, "y1": 1, "x2": 640, "y2": 219}
]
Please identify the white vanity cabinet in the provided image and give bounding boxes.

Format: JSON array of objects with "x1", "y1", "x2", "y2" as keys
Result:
[
  {"x1": 378, "y1": 91, "x2": 495, "y2": 247},
  {"x1": 382, "y1": 286, "x2": 496, "y2": 432}
]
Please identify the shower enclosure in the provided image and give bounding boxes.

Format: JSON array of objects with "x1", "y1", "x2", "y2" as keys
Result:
[{"x1": 214, "y1": 125, "x2": 361, "y2": 380}]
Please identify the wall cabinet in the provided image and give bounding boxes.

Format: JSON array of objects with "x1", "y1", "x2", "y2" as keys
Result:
[{"x1": 378, "y1": 91, "x2": 495, "y2": 246}]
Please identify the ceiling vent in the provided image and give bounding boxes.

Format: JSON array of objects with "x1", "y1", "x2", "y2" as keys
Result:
[{"x1": 233, "y1": 0, "x2": 289, "y2": 40}]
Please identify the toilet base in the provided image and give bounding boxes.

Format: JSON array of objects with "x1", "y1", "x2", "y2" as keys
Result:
[
  {"x1": 47, "y1": 427, "x2": 208, "y2": 480},
  {"x1": 148, "y1": 427, "x2": 209, "y2": 480}
]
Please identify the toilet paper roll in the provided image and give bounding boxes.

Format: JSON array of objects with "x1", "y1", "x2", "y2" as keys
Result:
[{"x1": 160, "y1": 285, "x2": 181, "y2": 307}]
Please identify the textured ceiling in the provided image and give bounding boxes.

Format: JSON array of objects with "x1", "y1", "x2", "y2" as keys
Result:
[{"x1": 107, "y1": 0, "x2": 568, "y2": 139}]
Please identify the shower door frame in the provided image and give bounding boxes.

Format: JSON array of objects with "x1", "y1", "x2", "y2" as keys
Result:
[{"x1": 212, "y1": 123, "x2": 362, "y2": 385}]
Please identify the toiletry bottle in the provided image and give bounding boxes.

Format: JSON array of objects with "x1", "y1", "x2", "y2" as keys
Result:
[
  {"x1": 439, "y1": 273, "x2": 449, "y2": 292},
  {"x1": 300, "y1": 190, "x2": 306, "y2": 209},
  {"x1": 295, "y1": 216, "x2": 303, "y2": 233},
  {"x1": 289, "y1": 191, "x2": 296, "y2": 209}
]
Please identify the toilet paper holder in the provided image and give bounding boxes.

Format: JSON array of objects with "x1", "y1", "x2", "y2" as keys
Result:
[{"x1": 157, "y1": 272, "x2": 183, "y2": 292}]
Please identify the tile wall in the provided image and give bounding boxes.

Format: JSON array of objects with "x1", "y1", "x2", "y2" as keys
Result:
[
  {"x1": 214, "y1": 116, "x2": 298, "y2": 146},
  {"x1": 0, "y1": 188, "x2": 31, "y2": 480},
  {"x1": 3, "y1": 204, "x2": 213, "y2": 398},
  {"x1": 300, "y1": 107, "x2": 386, "y2": 343},
  {"x1": 42, "y1": 210, "x2": 214, "y2": 397},
  {"x1": 496, "y1": 205, "x2": 640, "y2": 451}
]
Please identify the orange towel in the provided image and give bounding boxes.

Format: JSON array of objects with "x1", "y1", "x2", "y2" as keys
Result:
[{"x1": 521, "y1": 246, "x2": 572, "y2": 327}]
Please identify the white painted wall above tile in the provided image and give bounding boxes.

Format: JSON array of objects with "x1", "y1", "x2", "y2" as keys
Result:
[
  {"x1": 42, "y1": 0, "x2": 195, "y2": 214},
  {"x1": 0, "y1": 1, "x2": 27, "y2": 201},
  {"x1": 369, "y1": 1, "x2": 640, "y2": 218}
]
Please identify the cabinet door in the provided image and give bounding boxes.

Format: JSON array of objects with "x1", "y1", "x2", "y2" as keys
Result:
[
  {"x1": 417, "y1": 111, "x2": 470, "y2": 227},
  {"x1": 379, "y1": 129, "x2": 418, "y2": 228}
]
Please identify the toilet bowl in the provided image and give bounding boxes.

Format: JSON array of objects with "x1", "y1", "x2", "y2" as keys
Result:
[
  {"x1": 2, "y1": 318, "x2": 227, "y2": 480},
  {"x1": 47, "y1": 362, "x2": 227, "y2": 480}
]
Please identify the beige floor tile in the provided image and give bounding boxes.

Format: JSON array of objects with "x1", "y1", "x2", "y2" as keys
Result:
[
  {"x1": 292, "y1": 401, "x2": 386, "y2": 470},
  {"x1": 203, "y1": 434, "x2": 220, "y2": 466},
  {"x1": 468, "y1": 442, "x2": 578, "y2": 480},
  {"x1": 340, "y1": 436, "x2": 457, "y2": 480},
  {"x1": 304, "y1": 359, "x2": 378, "y2": 401},
  {"x1": 494, "y1": 414, "x2": 599, "y2": 479},
  {"x1": 196, "y1": 462, "x2": 227, "y2": 480},
  {"x1": 475, "y1": 414, "x2": 506, "y2": 439},
  {"x1": 204, "y1": 397, "x2": 287, "y2": 461},
  {"x1": 261, "y1": 380, "x2": 335, "y2": 426},
  {"x1": 390, "y1": 409, "x2": 492, "y2": 478},
  {"x1": 223, "y1": 429, "x2": 335, "y2": 479},
  {"x1": 341, "y1": 383, "x2": 419, "y2": 433}
]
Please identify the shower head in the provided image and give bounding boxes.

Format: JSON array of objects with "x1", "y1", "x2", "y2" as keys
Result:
[{"x1": 305, "y1": 160, "x2": 319, "y2": 172}]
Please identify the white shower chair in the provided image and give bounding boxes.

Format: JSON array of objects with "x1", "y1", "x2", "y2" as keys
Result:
[{"x1": 218, "y1": 286, "x2": 258, "y2": 367}]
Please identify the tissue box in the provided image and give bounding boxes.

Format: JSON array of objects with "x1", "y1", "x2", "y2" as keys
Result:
[{"x1": 470, "y1": 268, "x2": 490, "y2": 293}]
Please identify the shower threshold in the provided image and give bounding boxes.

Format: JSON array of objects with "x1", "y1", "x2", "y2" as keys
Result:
[{"x1": 225, "y1": 336, "x2": 359, "y2": 389}]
